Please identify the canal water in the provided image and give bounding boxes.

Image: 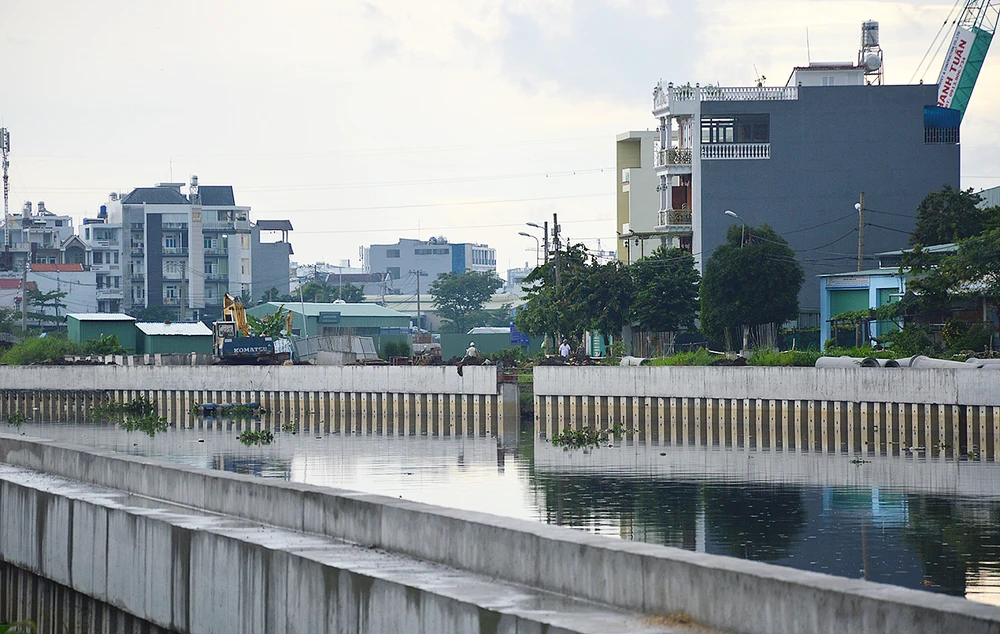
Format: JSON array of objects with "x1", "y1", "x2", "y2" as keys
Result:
[{"x1": 10, "y1": 419, "x2": 1000, "y2": 606}]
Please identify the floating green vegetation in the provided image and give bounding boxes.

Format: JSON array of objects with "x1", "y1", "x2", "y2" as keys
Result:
[
  {"x1": 551, "y1": 424, "x2": 628, "y2": 450},
  {"x1": 238, "y1": 429, "x2": 274, "y2": 446},
  {"x1": 5, "y1": 412, "x2": 24, "y2": 428},
  {"x1": 89, "y1": 396, "x2": 166, "y2": 437},
  {"x1": 119, "y1": 414, "x2": 169, "y2": 438},
  {"x1": 91, "y1": 395, "x2": 157, "y2": 419},
  {"x1": 0, "y1": 620, "x2": 37, "y2": 634},
  {"x1": 281, "y1": 421, "x2": 296, "y2": 433}
]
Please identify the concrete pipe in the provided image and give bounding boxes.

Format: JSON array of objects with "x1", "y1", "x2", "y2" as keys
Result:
[
  {"x1": 877, "y1": 358, "x2": 900, "y2": 368},
  {"x1": 815, "y1": 356, "x2": 878, "y2": 368},
  {"x1": 909, "y1": 355, "x2": 983, "y2": 370}
]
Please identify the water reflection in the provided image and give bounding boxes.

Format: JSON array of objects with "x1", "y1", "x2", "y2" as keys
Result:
[{"x1": 11, "y1": 420, "x2": 1000, "y2": 604}]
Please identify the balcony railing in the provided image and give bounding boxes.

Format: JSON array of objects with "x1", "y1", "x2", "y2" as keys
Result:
[
  {"x1": 925, "y1": 127, "x2": 960, "y2": 144},
  {"x1": 701, "y1": 143, "x2": 770, "y2": 160},
  {"x1": 162, "y1": 222, "x2": 187, "y2": 230},
  {"x1": 163, "y1": 297, "x2": 181, "y2": 306},
  {"x1": 96, "y1": 288, "x2": 122, "y2": 299},
  {"x1": 162, "y1": 246, "x2": 188, "y2": 255},
  {"x1": 205, "y1": 273, "x2": 228, "y2": 282},
  {"x1": 657, "y1": 209, "x2": 693, "y2": 227},
  {"x1": 655, "y1": 147, "x2": 693, "y2": 168},
  {"x1": 654, "y1": 81, "x2": 797, "y2": 110},
  {"x1": 204, "y1": 248, "x2": 229, "y2": 256}
]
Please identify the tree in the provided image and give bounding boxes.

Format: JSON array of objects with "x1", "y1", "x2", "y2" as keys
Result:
[
  {"x1": 128, "y1": 305, "x2": 177, "y2": 323},
  {"x1": 514, "y1": 244, "x2": 591, "y2": 341},
  {"x1": 572, "y1": 259, "x2": 634, "y2": 338},
  {"x1": 630, "y1": 247, "x2": 700, "y2": 354},
  {"x1": 261, "y1": 287, "x2": 283, "y2": 303},
  {"x1": 429, "y1": 271, "x2": 503, "y2": 333},
  {"x1": 910, "y1": 185, "x2": 999, "y2": 246},
  {"x1": 26, "y1": 288, "x2": 68, "y2": 325},
  {"x1": 335, "y1": 282, "x2": 365, "y2": 303},
  {"x1": 905, "y1": 226, "x2": 1000, "y2": 329},
  {"x1": 700, "y1": 224, "x2": 804, "y2": 351}
]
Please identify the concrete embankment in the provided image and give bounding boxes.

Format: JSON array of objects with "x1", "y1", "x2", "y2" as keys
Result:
[
  {"x1": 533, "y1": 366, "x2": 1000, "y2": 458},
  {"x1": 2, "y1": 434, "x2": 999, "y2": 634},
  {"x1": 0, "y1": 365, "x2": 519, "y2": 443}
]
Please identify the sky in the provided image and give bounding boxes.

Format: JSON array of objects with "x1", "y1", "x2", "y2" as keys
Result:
[{"x1": 1, "y1": 1, "x2": 998, "y2": 276}]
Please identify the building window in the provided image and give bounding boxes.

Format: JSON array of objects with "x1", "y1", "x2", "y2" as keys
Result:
[
  {"x1": 204, "y1": 237, "x2": 214, "y2": 249},
  {"x1": 94, "y1": 252, "x2": 103, "y2": 264},
  {"x1": 387, "y1": 267, "x2": 400, "y2": 279},
  {"x1": 702, "y1": 114, "x2": 769, "y2": 144},
  {"x1": 166, "y1": 286, "x2": 177, "y2": 299},
  {"x1": 415, "y1": 248, "x2": 433, "y2": 255},
  {"x1": 822, "y1": 76, "x2": 835, "y2": 86},
  {"x1": 85, "y1": 228, "x2": 90, "y2": 240},
  {"x1": 386, "y1": 249, "x2": 400, "y2": 258},
  {"x1": 165, "y1": 236, "x2": 177, "y2": 249}
]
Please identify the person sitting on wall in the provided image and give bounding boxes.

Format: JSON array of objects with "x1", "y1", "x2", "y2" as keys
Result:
[
  {"x1": 465, "y1": 342, "x2": 479, "y2": 358},
  {"x1": 457, "y1": 342, "x2": 481, "y2": 376}
]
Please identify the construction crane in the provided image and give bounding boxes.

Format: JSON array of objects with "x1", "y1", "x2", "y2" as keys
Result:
[{"x1": 935, "y1": 0, "x2": 998, "y2": 119}]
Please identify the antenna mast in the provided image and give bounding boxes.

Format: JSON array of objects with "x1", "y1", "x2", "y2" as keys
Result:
[{"x1": 1, "y1": 128, "x2": 9, "y2": 250}]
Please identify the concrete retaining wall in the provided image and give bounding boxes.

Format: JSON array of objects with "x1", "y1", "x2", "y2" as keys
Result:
[
  {"x1": 534, "y1": 366, "x2": 1000, "y2": 406},
  {"x1": 0, "y1": 364, "x2": 499, "y2": 395},
  {"x1": 2, "y1": 434, "x2": 998, "y2": 634}
]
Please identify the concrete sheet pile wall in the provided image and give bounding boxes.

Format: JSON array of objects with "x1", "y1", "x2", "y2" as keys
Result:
[
  {"x1": 532, "y1": 367, "x2": 1000, "y2": 458},
  {"x1": 533, "y1": 366, "x2": 1000, "y2": 406},
  {"x1": 1, "y1": 434, "x2": 998, "y2": 634}
]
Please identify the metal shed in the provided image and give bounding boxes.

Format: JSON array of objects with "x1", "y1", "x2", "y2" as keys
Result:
[
  {"x1": 135, "y1": 322, "x2": 213, "y2": 355},
  {"x1": 66, "y1": 313, "x2": 137, "y2": 351}
]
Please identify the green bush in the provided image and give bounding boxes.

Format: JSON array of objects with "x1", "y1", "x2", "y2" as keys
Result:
[
  {"x1": 822, "y1": 346, "x2": 899, "y2": 359},
  {"x1": 646, "y1": 348, "x2": 718, "y2": 366},
  {"x1": 380, "y1": 339, "x2": 412, "y2": 359},
  {"x1": 0, "y1": 335, "x2": 80, "y2": 365},
  {"x1": 878, "y1": 323, "x2": 939, "y2": 357},
  {"x1": 80, "y1": 334, "x2": 128, "y2": 355},
  {"x1": 748, "y1": 349, "x2": 822, "y2": 367}
]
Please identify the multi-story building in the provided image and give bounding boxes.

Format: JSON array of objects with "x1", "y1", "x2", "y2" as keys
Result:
[
  {"x1": 78, "y1": 208, "x2": 124, "y2": 313},
  {"x1": 106, "y1": 177, "x2": 292, "y2": 321},
  {"x1": 616, "y1": 131, "x2": 673, "y2": 264},
  {"x1": 364, "y1": 237, "x2": 497, "y2": 296},
  {"x1": 649, "y1": 60, "x2": 960, "y2": 309},
  {"x1": 1, "y1": 201, "x2": 77, "y2": 270}
]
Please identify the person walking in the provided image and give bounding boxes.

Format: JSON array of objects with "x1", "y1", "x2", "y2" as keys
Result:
[{"x1": 559, "y1": 339, "x2": 571, "y2": 358}]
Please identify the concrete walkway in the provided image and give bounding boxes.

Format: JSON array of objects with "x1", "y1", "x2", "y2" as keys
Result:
[{"x1": 0, "y1": 462, "x2": 717, "y2": 633}]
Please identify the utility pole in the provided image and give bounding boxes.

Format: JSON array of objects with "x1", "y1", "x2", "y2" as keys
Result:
[
  {"x1": 543, "y1": 221, "x2": 549, "y2": 265},
  {"x1": 857, "y1": 192, "x2": 865, "y2": 272},
  {"x1": 20, "y1": 255, "x2": 27, "y2": 332},
  {"x1": 552, "y1": 213, "x2": 561, "y2": 289},
  {"x1": 410, "y1": 269, "x2": 425, "y2": 332},
  {"x1": 181, "y1": 260, "x2": 187, "y2": 321}
]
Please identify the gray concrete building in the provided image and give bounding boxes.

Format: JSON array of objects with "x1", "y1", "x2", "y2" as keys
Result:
[
  {"x1": 250, "y1": 219, "x2": 294, "y2": 302},
  {"x1": 363, "y1": 237, "x2": 497, "y2": 296},
  {"x1": 650, "y1": 64, "x2": 961, "y2": 310}
]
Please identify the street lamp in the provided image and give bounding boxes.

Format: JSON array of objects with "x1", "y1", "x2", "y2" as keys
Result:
[
  {"x1": 518, "y1": 232, "x2": 540, "y2": 267},
  {"x1": 526, "y1": 221, "x2": 549, "y2": 264},
  {"x1": 724, "y1": 210, "x2": 747, "y2": 247}
]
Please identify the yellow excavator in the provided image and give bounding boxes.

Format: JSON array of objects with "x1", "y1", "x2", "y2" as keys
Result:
[{"x1": 213, "y1": 294, "x2": 291, "y2": 364}]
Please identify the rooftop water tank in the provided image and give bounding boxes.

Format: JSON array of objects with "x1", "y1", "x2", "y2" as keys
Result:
[{"x1": 862, "y1": 20, "x2": 879, "y2": 47}]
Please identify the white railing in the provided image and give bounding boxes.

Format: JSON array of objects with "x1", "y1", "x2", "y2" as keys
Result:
[
  {"x1": 701, "y1": 143, "x2": 770, "y2": 160},
  {"x1": 654, "y1": 82, "x2": 797, "y2": 109}
]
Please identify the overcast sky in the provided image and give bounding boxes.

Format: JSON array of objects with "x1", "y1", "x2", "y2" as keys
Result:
[{"x1": 2, "y1": 1, "x2": 998, "y2": 275}]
